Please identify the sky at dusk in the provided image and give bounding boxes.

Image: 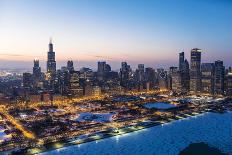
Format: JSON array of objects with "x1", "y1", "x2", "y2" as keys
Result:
[{"x1": 0, "y1": 0, "x2": 232, "y2": 70}]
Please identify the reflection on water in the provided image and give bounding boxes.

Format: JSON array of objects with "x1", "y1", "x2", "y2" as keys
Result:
[{"x1": 179, "y1": 142, "x2": 227, "y2": 155}]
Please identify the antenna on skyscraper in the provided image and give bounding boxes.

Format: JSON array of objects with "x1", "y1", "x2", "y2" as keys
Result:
[{"x1": 49, "y1": 37, "x2": 52, "y2": 44}]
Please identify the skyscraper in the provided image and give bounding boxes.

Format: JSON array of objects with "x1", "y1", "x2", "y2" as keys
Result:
[
  {"x1": 182, "y1": 59, "x2": 190, "y2": 92},
  {"x1": 33, "y1": 58, "x2": 41, "y2": 78},
  {"x1": 33, "y1": 58, "x2": 42, "y2": 89},
  {"x1": 214, "y1": 60, "x2": 225, "y2": 95},
  {"x1": 136, "y1": 64, "x2": 145, "y2": 82},
  {"x1": 97, "y1": 61, "x2": 106, "y2": 73},
  {"x1": 179, "y1": 52, "x2": 185, "y2": 71},
  {"x1": 67, "y1": 60, "x2": 74, "y2": 72},
  {"x1": 201, "y1": 63, "x2": 215, "y2": 95},
  {"x1": 169, "y1": 67, "x2": 182, "y2": 93},
  {"x1": 97, "y1": 61, "x2": 111, "y2": 81},
  {"x1": 120, "y1": 62, "x2": 131, "y2": 88},
  {"x1": 190, "y1": 48, "x2": 202, "y2": 93},
  {"x1": 47, "y1": 39, "x2": 56, "y2": 74},
  {"x1": 225, "y1": 72, "x2": 232, "y2": 96},
  {"x1": 178, "y1": 52, "x2": 190, "y2": 93},
  {"x1": 23, "y1": 73, "x2": 32, "y2": 90},
  {"x1": 68, "y1": 71, "x2": 83, "y2": 97},
  {"x1": 157, "y1": 68, "x2": 168, "y2": 90}
]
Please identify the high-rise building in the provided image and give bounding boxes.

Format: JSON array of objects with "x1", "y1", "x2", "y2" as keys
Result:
[
  {"x1": 169, "y1": 67, "x2": 182, "y2": 93},
  {"x1": 84, "y1": 80, "x2": 93, "y2": 96},
  {"x1": 33, "y1": 58, "x2": 42, "y2": 82},
  {"x1": 201, "y1": 63, "x2": 215, "y2": 95},
  {"x1": 182, "y1": 59, "x2": 190, "y2": 92},
  {"x1": 97, "y1": 61, "x2": 111, "y2": 81},
  {"x1": 92, "y1": 86, "x2": 101, "y2": 96},
  {"x1": 136, "y1": 64, "x2": 145, "y2": 82},
  {"x1": 179, "y1": 52, "x2": 185, "y2": 71},
  {"x1": 67, "y1": 60, "x2": 74, "y2": 72},
  {"x1": 178, "y1": 52, "x2": 190, "y2": 93},
  {"x1": 33, "y1": 59, "x2": 41, "y2": 75},
  {"x1": 68, "y1": 71, "x2": 83, "y2": 97},
  {"x1": 169, "y1": 67, "x2": 178, "y2": 90},
  {"x1": 145, "y1": 67, "x2": 155, "y2": 83},
  {"x1": 120, "y1": 62, "x2": 131, "y2": 88},
  {"x1": 157, "y1": 68, "x2": 168, "y2": 90},
  {"x1": 190, "y1": 48, "x2": 202, "y2": 93},
  {"x1": 225, "y1": 72, "x2": 232, "y2": 96},
  {"x1": 98, "y1": 61, "x2": 106, "y2": 73},
  {"x1": 57, "y1": 67, "x2": 70, "y2": 95},
  {"x1": 23, "y1": 73, "x2": 33, "y2": 90},
  {"x1": 214, "y1": 60, "x2": 225, "y2": 95},
  {"x1": 47, "y1": 39, "x2": 56, "y2": 74}
]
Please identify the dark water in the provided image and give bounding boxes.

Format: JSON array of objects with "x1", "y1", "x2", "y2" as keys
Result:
[{"x1": 179, "y1": 142, "x2": 227, "y2": 155}]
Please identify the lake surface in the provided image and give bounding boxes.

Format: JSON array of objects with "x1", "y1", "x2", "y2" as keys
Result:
[{"x1": 41, "y1": 112, "x2": 232, "y2": 155}]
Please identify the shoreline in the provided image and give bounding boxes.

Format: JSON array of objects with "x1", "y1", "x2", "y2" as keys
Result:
[{"x1": 7, "y1": 109, "x2": 229, "y2": 155}]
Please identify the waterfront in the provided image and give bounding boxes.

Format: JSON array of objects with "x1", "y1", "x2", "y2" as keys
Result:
[{"x1": 40, "y1": 112, "x2": 232, "y2": 155}]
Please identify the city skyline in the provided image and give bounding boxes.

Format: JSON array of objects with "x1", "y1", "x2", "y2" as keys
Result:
[
  {"x1": 0, "y1": 1, "x2": 232, "y2": 154},
  {"x1": 0, "y1": 0, "x2": 232, "y2": 69},
  {"x1": 0, "y1": 39, "x2": 231, "y2": 71}
]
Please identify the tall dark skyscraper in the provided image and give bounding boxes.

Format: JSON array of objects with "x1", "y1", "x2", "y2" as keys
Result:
[
  {"x1": 67, "y1": 60, "x2": 74, "y2": 72},
  {"x1": 190, "y1": 48, "x2": 202, "y2": 93},
  {"x1": 97, "y1": 61, "x2": 111, "y2": 81},
  {"x1": 120, "y1": 62, "x2": 131, "y2": 88},
  {"x1": 97, "y1": 61, "x2": 106, "y2": 73},
  {"x1": 137, "y1": 64, "x2": 145, "y2": 82},
  {"x1": 33, "y1": 58, "x2": 41, "y2": 78},
  {"x1": 179, "y1": 52, "x2": 185, "y2": 71},
  {"x1": 47, "y1": 39, "x2": 56, "y2": 74},
  {"x1": 23, "y1": 72, "x2": 32, "y2": 90},
  {"x1": 214, "y1": 60, "x2": 225, "y2": 95},
  {"x1": 33, "y1": 58, "x2": 42, "y2": 88},
  {"x1": 178, "y1": 52, "x2": 190, "y2": 93}
]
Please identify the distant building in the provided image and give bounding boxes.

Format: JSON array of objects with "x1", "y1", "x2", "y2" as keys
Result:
[
  {"x1": 46, "y1": 39, "x2": 56, "y2": 90},
  {"x1": 179, "y1": 52, "x2": 190, "y2": 92},
  {"x1": 169, "y1": 67, "x2": 178, "y2": 90},
  {"x1": 190, "y1": 48, "x2": 202, "y2": 93},
  {"x1": 225, "y1": 72, "x2": 232, "y2": 96},
  {"x1": 201, "y1": 63, "x2": 215, "y2": 95},
  {"x1": 137, "y1": 64, "x2": 145, "y2": 82},
  {"x1": 32, "y1": 58, "x2": 42, "y2": 88},
  {"x1": 57, "y1": 67, "x2": 70, "y2": 95},
  {"x1": 214, "y1": 60, "x2": 225, "y2": 95},
  {"x1": 120, "y1": 62, "x2": 131, "y2": 88},
  {"x1": 157, "y1": 68, "x2": 168, "y2": 90},
  {"x1": 179, "y1": 52, "x2": 185, "y2": 71},
  {"x1": 97, "y1": 61, "x2": 111, "y2": 81},
  {"x1": 145, "y1": 67, "x2": 155, "y2": 84},
  {"x1": 23, "y1": 73, "x2": 33, "y2": 90},
  {"x1": 47, "y1": 39, "x2": 56, "y2": 74},
  {"x1": 68, "y1": 71, "x2": 83, "y2": 97},
  {"x1": 67, "y1": 60, "x2": 74, "y2": 72},
  {"x1": 92, "y1": 86, "x2": 101, "y2": 96},
  {"x1": 169, "y1": 67, "x2": 183, "y2": 93},
  {"x1": 84, "y1": 80, "x2": 93, "y2": 96}
]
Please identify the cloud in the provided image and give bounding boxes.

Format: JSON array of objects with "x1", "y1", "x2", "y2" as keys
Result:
[
  {"x1": 0, "y1": 53, "x2": 40, "y2": 57},
  {"x1": 89, "y1": 55, "x2": 113, "y2": 60}
]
